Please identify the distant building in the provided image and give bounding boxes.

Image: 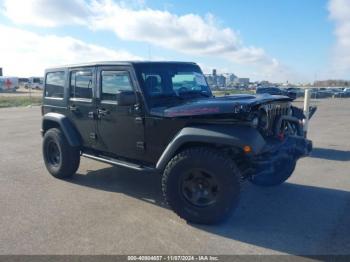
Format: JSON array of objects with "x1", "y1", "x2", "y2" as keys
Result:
[
  {"x1": 0, "y1": 68, "x2": 2, "y2": 77},
  {"x1": 235, "y1": 78, "x2": 250, "y2": 85},
  {"x1": 205, "y1": 75, "x2": 215, "y2": 86},
  {"x1": 259, "y1": 80, "x2": 270, "y2": 86},
  {"x1": 205, "y1": 70, "x2": 240, "y2": 88},
  {"x1": 217, "y1": 75, "x2": 226, "y2": 87},
  {"x1": 224, "y1": 73, "x2": 237, "y2": 86},
  {"x1": 228, "y1": 73, "x2": 238, "y2": 82},
  {"x1": 314, "y1": 80, "x2": 350, "y2": 87}
]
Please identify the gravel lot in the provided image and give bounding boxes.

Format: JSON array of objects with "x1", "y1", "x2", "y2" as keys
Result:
[{"x1": 0, "y1": 99, "x2": 349, "y2": 255}]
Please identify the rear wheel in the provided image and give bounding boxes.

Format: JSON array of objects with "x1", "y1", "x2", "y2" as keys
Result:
[
  {"x1": 162, "y1": 147, "x2": 241, "y2": 224},
  {"x1": 249, "y1": 158, "x2": 296, "y2": 186},
  {"x1": 43, "y1": 128, "x2": 80, "y2": 179}
]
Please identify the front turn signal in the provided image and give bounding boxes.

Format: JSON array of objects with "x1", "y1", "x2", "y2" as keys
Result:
[{"x1": 243, "y1": 145, "x2": 252, "y2": 154}]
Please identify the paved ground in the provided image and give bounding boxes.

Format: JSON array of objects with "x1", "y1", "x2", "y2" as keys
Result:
[{"x1": 0, "y1": 99, "x2": 349, "y2": 255}]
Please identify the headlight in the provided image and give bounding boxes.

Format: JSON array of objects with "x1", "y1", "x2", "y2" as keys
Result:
[
  {"x1": 251, "y1": 116, "x2": 259, "y2": 128},
  {"x1": 258, "y1": 108, "x2": 268, "y2": 130}
]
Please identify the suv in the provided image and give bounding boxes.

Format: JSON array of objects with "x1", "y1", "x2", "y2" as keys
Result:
[{"x1": 41, "y1": 61, "x2": 313, "y2": 224}]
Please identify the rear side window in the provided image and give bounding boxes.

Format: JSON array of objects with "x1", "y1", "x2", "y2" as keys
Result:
[
  {"x1": 101, "y1": 71, "x2": 133, "y2": 101},
  {"x1": 45, "y1": 71, "x2": 65, "y2": 98},
  {"x1": 70, "y1": 70, "x2": 93, "y2": 99}
]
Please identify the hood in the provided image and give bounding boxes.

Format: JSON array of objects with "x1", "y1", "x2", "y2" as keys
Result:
[{"x1": 150, "y1": 93, "x2": 292, "y2": 118}]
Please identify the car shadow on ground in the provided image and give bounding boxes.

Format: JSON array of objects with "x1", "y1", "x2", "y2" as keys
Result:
[
  {"x1": 70, "y1": 167, "x2": 165, "y2": 206},
  {"x1": 310, "y1": 147, "x2": 350, "y2": 161},
  {"x1": 198, "y1": 182, "x2": 350, "y2": 254},
  {"x1": 66, "y1": 166, "x2": 350, "y2": 255}
]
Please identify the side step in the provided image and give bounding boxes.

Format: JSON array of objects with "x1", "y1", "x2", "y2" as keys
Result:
[{"x1": 82, "y1": 153, "x2": 156, "y2": 173}]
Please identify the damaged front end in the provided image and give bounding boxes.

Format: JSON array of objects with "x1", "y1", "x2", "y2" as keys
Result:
[
  {"x1": 241, "y1": 102, "x2": 316, "y2": 184},
  {"x1": 248, "y1": 136, "x2": 313, "y2": 180}
]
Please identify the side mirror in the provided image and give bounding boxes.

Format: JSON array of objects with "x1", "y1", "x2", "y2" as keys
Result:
[{"x1": 116, "y1": 91, "x2": 137, "y2": 106}]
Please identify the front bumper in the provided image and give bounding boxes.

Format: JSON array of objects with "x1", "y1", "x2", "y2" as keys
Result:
[
  {"x1": 260, "y1": 135, "x2": 312, "y2": 158},
  {"x1": 245, "y1": 135, "x2": 312, "y2": 178}
]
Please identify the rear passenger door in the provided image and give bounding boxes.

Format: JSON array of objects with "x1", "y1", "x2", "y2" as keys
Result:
[{"x1": 68, "y1": 68, "x2": 97, "y2": 148}]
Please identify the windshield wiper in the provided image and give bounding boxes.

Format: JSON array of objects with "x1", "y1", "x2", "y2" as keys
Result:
[{"x1": 152, "y1": 94, "x2": 184, "y2": 100}]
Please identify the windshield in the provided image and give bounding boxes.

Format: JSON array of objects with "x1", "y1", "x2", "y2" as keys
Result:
[{"x1": 135, "y1": 63, "x2": 212, "y2": 107}]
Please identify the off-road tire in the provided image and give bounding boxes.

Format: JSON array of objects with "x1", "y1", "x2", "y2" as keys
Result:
[
  {"x1": 162, "y1": 147, "x2": 241, "y2": 224},
  {"x1": 249, "y1": 158, "x2": 296, "y2": 186},
  {"x1": 43, "y1": 128, "x2": 80, "y2": 179}
]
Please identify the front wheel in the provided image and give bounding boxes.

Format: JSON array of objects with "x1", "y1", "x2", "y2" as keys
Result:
[
  {"x1": 43, "y1": 128, "x2": 80, "y2": 179},
  {"x1": 162, "y1": 147, "x2": 241, "y2": 224},
  {"x1": 249, "y1": 158, "x2": 296, "y2": 187}
]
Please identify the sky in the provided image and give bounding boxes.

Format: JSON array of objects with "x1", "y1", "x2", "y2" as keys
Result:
[{"x1": 0, "y1": 0, "x2": 349, "y2": 83}]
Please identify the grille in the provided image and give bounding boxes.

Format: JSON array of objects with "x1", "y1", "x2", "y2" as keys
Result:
[{"x1": 261, "y1": 102, "x2": 290, "y2": 136}]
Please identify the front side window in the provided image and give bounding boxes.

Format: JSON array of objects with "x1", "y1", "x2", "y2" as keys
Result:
[
  {"x1": 45, "y1": 71, "x2": 65, "y2": 98},
  {"x1": 70, "y1": 71, "x2": 93, "y2": 99},
  {"x1": 135, "y1": 63, "x2": 212, "y2": 107},
  {"x1": 101, "y1": 71, "x2": 133, "y2": 101}
]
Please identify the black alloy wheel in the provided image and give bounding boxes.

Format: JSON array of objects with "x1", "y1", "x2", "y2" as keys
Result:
[
  {"x1": 181, "y1": 169, "x2": 219, "y2": 207},
  {"x1": 46, "y1": 140, "x2": 61, "y2": 167}
]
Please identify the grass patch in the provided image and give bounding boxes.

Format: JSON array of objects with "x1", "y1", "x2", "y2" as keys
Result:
[
  {"x1": 0, "y1": 96, "x2": 42, "y2": 108},
  {"x1": 213, "y1": 89, "x2": 255, "y2": 97}
]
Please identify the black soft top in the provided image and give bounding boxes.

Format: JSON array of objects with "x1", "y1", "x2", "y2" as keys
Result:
[{"x1": 45, "y1": 61, "x2": 197, "y2": 71}]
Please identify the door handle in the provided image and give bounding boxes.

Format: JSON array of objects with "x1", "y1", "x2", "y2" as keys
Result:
[
  {"x1": 69, "y1": 105, "x2": 78, "y2": 112},
  {"x1": 97, "y1": 108, "x2": 110, "y2": 116},
  {"x1": 88, "y1": 111, "x2": 95, "y2": 119}
]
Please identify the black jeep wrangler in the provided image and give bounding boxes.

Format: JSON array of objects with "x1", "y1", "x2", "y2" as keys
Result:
[{"x1": 41, "y1": 61, "x2": 313, "y2": 224}]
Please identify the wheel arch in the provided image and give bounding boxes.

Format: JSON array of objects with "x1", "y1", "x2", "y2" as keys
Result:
[
  {"x1": 42, "y1": 113, "x2": 81, "y2": 147},
  {"x1": 156, "y1": 125, "x2": 266, "y2": 171}
]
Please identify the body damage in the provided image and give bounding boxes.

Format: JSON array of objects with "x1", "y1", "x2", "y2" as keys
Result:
[{"x1": 150, "y1": 94, "x2": 292, "y2": 119}]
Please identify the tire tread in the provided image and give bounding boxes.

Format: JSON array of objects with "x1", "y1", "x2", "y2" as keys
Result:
[
  {"x1": 162, "y1": 147, "x2": 240, "y2": 224},
  {"x1": 43, "y1": 128, "x2": 80, "y2": 179}
]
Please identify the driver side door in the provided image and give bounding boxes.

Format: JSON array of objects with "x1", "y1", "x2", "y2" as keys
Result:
[{"x1": 95, "y1": 66, "x2": 145, "y2": 161}]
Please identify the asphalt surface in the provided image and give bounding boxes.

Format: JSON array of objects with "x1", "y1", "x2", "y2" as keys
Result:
[{"x1": 0, "y1": 99, "x2": 349, "y2": 255}]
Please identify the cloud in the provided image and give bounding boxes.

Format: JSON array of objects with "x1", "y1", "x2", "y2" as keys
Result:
[
  {"x1": 2, "y1": 0, "x2": 90, "y2": 27},
  {"x1": 328, "y1": 0, "x2": 350, "y2": 78},
  {"x1": 0, "y1": 25, "x2": 142, "y2": 76},
  {"x1": 1, "y1": 0, "x2": 302, "y2": 81},
  {"x1": 91, "y1": 4, "x2": 239, "y2": 55},
  {"x1": 89, "y1": 0, "x2": 279, "y2": 68}
]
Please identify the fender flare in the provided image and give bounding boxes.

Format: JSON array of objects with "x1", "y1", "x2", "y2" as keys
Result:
[
  {"x1": 156, "y1": 125, "x2": 266, "y2": 171},
  {"x1": 42, "y1": 113, "x2": 81, "y2": 147}
]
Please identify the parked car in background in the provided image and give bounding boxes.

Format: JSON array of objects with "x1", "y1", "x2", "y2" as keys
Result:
[
  {"x1": 18, "y1": 78, "x2": 29, "y2": 88},
  {"x1": 333, "y1": 88, "x2": 350, "y2": 98},
  {"x1": 25, "y1": 77, "x2": 44, "y2": 90},
  {"x1": 256, "y1": 86, "x2": 283, "y2": 95},
  {"x1": 256, "y1": 86, "x2": 297, "y2": 100},
  {"x1": 0, "y1": 77, "x2": 18, "y2": 92},
  {"x1": 311, "y1": 88, "x2": 333, "y2": 99},
  {"x1": 285, "y1": 87, "x2": 304, "y2": 98},
  {"x1": 282, "y1": 88, "x2": 298, "y2": 100}
]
